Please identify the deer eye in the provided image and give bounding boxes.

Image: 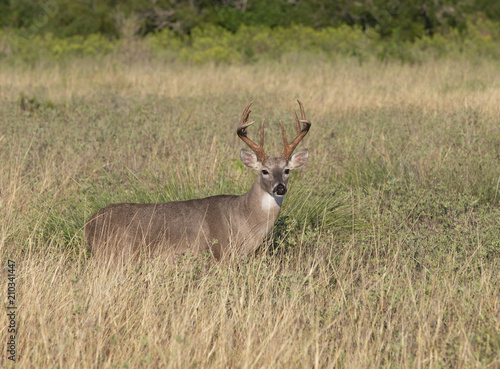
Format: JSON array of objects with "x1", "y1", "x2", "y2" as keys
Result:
[
  {"x1": 284, "y1": 169, "x2": 290, "y2": 175},
  {"x1": 262, "y1": 169, "x2": 269, "y2": 175}
]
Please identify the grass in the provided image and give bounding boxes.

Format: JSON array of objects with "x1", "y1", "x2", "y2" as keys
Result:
[{"x1": 0, "y1": 54, "x2": 499, "y2": 368}]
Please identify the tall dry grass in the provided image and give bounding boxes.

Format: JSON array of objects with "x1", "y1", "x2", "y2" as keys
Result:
[
  {"x1": 0, "y1": 55, "x2": 499, "y2": 368},
  {"x1": 1, "y1": 56, "x2": 499, "y2": 115}
]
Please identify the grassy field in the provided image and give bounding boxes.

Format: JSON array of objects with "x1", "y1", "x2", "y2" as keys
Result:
[{"x1": 1, "y1": 55, "x2": 499, "y2": 368}]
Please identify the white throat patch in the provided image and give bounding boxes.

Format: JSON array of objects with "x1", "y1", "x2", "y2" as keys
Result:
[{"x1": 261, "y1": 192, "x2": 284, "y2": 211}]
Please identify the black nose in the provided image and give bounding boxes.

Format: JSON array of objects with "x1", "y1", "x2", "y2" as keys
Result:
[{"x1": 275, "y1": 184, "x2": 287, "y2": 196}]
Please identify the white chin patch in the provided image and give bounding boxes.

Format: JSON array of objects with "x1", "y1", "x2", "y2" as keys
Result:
[{"x1": 261, "y1": 192, "x2": 284, "y2": 211}]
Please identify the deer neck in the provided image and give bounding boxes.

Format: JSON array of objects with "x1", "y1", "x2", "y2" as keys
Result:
[{"x1": 242, "y1": 177, "x2": 283, "y2": 223}]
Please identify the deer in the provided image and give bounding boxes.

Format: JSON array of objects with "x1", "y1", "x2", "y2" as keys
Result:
[{"x1": 84, "y1": 100, "x2": 311, "y2": 262}]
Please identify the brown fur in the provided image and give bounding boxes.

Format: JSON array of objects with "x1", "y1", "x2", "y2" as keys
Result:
[{"x1": 85, "y1": 172, "x2": 283, "y2": 262}]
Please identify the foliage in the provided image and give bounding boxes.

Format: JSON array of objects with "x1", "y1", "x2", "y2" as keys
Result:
[
  {"x1": 1, "y1": 17, "x2": 499, "y2": 65},
  {"x1": 1, "y1": 0, "x2": 500, "y2": 43},
  {"x1": 0, "y1": 31, "x2": 115, "y2": 62}
]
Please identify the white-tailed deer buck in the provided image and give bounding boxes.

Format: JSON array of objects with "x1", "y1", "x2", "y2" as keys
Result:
[{"x1": 85, "y1": 100, "x2": 311, "y2": 261}]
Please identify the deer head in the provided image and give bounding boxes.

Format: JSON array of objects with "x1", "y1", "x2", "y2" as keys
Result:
[{"x1": 237, "y1": 100, "x2": 311, "y2": 198}]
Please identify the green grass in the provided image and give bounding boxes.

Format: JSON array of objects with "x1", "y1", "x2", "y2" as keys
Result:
[{"x1": 0, "y1": 56, "x2": 499, "y2": 368}]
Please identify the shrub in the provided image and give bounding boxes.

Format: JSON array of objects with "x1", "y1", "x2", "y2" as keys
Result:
[{"x1": 1, "y1": 19, "x2": 500, "y2": 65}]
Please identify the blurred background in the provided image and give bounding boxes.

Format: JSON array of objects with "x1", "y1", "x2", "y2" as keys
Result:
[{"x1": 1, "y1": 0, "x2": 499, "y2": 64}]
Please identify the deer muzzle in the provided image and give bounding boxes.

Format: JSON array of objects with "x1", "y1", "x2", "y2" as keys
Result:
[{"x1": 274, "y1": 183, "x2": 287, "y2": 196}]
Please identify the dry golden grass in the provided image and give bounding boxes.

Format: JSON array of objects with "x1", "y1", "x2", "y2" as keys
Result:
[
  {"x1": 1, "y1": 55, "x2": 499, "y2": 368},
  {"x1": 1, "y1": 56, "x2": 499, "y2": 116},
  {"x1": 4, "y1": 241, "x2": 498, "y2": 368}
]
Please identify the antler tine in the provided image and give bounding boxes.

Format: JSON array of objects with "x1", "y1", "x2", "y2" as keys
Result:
[
  {"x1": 259, "y1": 119, "x2": 265, "y2": 147},
  {"x1": 239, "y1": 101, "x2": 253, "y2": 127},
  {"x1": 279, "y1": 119, "x2": 288, "y2": 146},
  {"x1": 237, "y1": 102, "x2": 268, "y2": 162},
  {"x1": 281, "y1": 99, "x2": 312, "y2": 160},
  {"x1": 298, "y1": 99, "x2": 306, "y2": 120},
  {"x1": 294, "y1": 112, "x2": 301, "y2": 135}
]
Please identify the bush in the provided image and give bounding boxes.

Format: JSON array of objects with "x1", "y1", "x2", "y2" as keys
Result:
[
  {"x1": 0, "y1": 31, "x2": 116, "y2": 62},
  {"x1": 1, "y1": 18, "x2": 499, "y2": 65}
]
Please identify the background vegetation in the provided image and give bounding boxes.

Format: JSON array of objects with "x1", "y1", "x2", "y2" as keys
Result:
[
  {"x1": 1, "y1": 0, "x2": 500, "y2": 66},
  {"x1": 0, "y1": 1, "x2": 499, "y2": 368},
  {"x1": 1, "y1": 0, "x2": 500, "y2": 39}
]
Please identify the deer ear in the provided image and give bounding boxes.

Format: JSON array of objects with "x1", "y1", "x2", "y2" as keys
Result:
[
  {"x1": 288, "y1": 149, "x2": 309, "y2": 169},
  {"x1": 240, "y1": 149, "x2": 262, "y2": 170}
]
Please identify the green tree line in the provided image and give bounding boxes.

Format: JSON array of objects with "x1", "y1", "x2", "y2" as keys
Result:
[{"x1": 0, "y1": 0, "x2": 499, "y2": 41}]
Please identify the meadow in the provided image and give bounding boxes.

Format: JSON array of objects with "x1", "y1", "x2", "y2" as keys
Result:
[{"x1": 0, "y1": 52, "x2": 499, "y2": 367}]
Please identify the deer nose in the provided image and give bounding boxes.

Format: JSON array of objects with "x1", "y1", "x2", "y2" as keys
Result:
[{"x1": 274, "y1": 183, "x2": 287, "y2": 196}]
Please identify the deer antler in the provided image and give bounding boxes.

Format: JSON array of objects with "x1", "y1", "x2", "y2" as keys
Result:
[
  {"x1": 279, "y1": 100, "x2": 311, "y2": 160},
  {"x1": 237, "y1": 101, "x2": 268, "y2": 162}
]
